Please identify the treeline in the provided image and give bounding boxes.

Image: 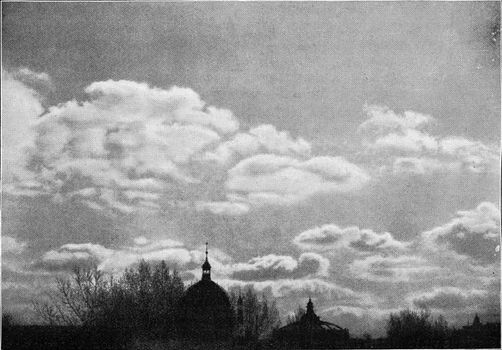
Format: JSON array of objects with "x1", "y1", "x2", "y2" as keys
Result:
[
  {"x1": 33, "y1": 260, "x2": 184, "y2": 338},
  {"x1": 385, "y1": 308, "x2": 499, "y2": 349},
  {"x1": 16, "y1": 260, "x2": 280, "y2": 346},
  {"x1": 349, "y1": 308, "x2": 500, "y2": 349},
  {"x1": 228, "y1": 287, "x2": 281, "y2": 342},
  {"x1": 385, "y1": 309, "x2": 450, "y2": 348}
]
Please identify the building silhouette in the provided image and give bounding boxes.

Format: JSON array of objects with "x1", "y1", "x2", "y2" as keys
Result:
[
  {"x1": 273, "y1": 298, "x2": 350, "y2": 348},
  {"x1": 176, "y1": 243, "x2": 233, "y2": 340},
  {"x1": 450, "y1": 313, "x2": 501, "y2": 348}
]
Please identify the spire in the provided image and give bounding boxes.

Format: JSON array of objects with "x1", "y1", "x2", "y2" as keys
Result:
[
  {"x1": 307, "y1": 297, "x2": 313, "y2": 312},
  {"x1": 473, "y1": 313, "x2": 481, "y2": 327},
  {"x1": 202, "y1": 242, "x2": 211, "y2": 281}
]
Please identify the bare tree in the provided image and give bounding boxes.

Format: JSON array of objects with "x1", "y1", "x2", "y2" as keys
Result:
[
  {"x1": 32, "y1": 260, "x2": 185, "y2": 339},
  {"x1": 230, "y1": 287, "x2": 281, "y2": 341},
  {"x1": 33, "y1": 265, "x2": 109, "y2": 326},
  {"x1": 386, "y1": 308, "x2": 450, "y2": 348}
]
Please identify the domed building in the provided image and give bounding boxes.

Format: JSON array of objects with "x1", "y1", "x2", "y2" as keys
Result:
[
  {"x1": 176, "y1": 243, "x2": 233, "y2": 340},
  {"x1": 273, "y1": 298, "x2": 350, "y2": 348}
]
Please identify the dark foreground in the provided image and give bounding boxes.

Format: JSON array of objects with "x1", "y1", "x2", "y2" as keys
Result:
[{"x1": 2, "y1": 324, "x2": 501, "y2": 350}]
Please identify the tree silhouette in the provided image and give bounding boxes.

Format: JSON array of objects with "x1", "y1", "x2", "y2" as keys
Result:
[
  {"x1": 386, "y1": 309, "x2": 449, "y2": 348},
  {"x1": 229, "y1": 287, "x2": 281, "y2": 342},
  {"x1": 33, "y1": 260, "x2": 185, "y2": 338},
  {"x1": 33, "y1": 266, "x2": 109, "y2": 326}
]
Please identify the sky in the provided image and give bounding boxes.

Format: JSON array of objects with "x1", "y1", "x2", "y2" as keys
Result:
[{"x1": 1, "y1": 2, "x2": 500, "y2": 336}]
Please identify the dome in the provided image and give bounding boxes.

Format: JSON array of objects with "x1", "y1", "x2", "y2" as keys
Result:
[{"x1": 176, "y1": 245, "x2": 233, "y2": 340}]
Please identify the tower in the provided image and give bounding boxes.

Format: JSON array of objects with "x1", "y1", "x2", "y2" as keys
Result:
[
  {"x1": 306, "y1": 298, "x2": 314, "y2": 316},
  {"x1": 303, "y1": 297, "x2": 320, "y2": 324},
  {"x1": 202, "y1": 242, "x2": 211, "y2": 281}
]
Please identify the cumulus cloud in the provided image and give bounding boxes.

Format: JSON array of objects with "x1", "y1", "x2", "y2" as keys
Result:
[
  {"x1": 204, "y1": 124, "x2": 311, "y2": 166},
  {"x1": 439, "y1": 137, "x2": 499, "y2": 173},
  {"x1": 229, "y1": 252, "x2": 329, "y2": 281},
  {"x1": 2, "y1": 69, "x2": 44, "y2": 183},
  {"x1": 4, "y1": 79, "x2": 242, "y2": 212},
  {"x1": 359, "y1": 105, "x2": 434, "y2": 133},
  {"x1": 219, "y1": 154, "x2": 369, "y2": 208},
  {"x1": 293, "y1": 224, "x2": 408, "y2": 254},
  {"x1": 421, "y1": 202, "x2": 500, "y2": 264},
  {"x1": 5, "y1": 77, "x2": 368, "y2": 215},
  {"x1": 360, "y1": 105, "x2": 499, "y2": 174}
]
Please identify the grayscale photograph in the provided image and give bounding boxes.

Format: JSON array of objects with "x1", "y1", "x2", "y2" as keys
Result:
[{"x1": 1, "y1": 2, "x2": 500, "y2": 349}]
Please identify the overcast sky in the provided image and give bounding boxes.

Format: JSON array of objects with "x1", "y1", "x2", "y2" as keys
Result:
[{"x1": 2, "y1": 2, "x2": 500, "y2": 335}]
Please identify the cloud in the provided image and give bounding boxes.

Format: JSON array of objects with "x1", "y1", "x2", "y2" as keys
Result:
[
  {"x1": 2, "y1": 69, "x2": 44, "y2": 183},
  {"x1": 219, "y1": 277, "x2": 359, "y2": 300},
  {"x1": 391, "y1": 157, "x2": 447, "y2": 175},
  {"x1": 359, "y1": 105, "x2": 434, "y2": 134},
  {"x1": 411, "y1": 287, "x2": 489, "y2": 311},
  {"x1": 319, "y1": 306, "x2": 392, "y2": 337},
  {"x1": 11, "y1": 67, "x2": 53, "y2": 91},
  {"x1": 2, "y1": 236, "x2": 27, "y2": 254},
  {"x1": 35, "y1": 239, "x2": 199, "y2": 273},
  {"x1": 348, "y1": 255, "x2": 436, "y2": 282},
  {"x1": 229, "y1": 252, "x2": 329, "y2": 281},
  {"x1": 340, "y1": 202, "x2": 499, "y2": 289},
  {"x1": 439, "y1": 137, "x2": 499, "y2": 173},
  {"x1": 5, "y1": 77, "x2": 367, "y2": 215},
  {"x1": 4, "y1": 79, "x2": 241, "y2": 212},
  {"x1": 204, "y1": 124, "x2": 311, "y2": 166},
  {"x1": 370, "y1": 129, "x2": 439, "y2": 153},
  {"x1": 84, "y1": 80, "x2": 239, "y2": 135},
  {"x1": 36, "y1": 243, "x2": 114, "y2": 271},
  {"x1": 421, "y1": 202, "x2": 500, "y2": 264},
  {"x1": 195, "y1": 200, "x2": 250, "y2": 216},
  {"x1": 359, "y1": 105, "x2": 499, "y2": 175},
  {"x1": 222, "y1": 154, "x2": 369, "y2": 207},
  {"x1": 293, "y1": 224, "x2": 408, "y2": 254}
]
